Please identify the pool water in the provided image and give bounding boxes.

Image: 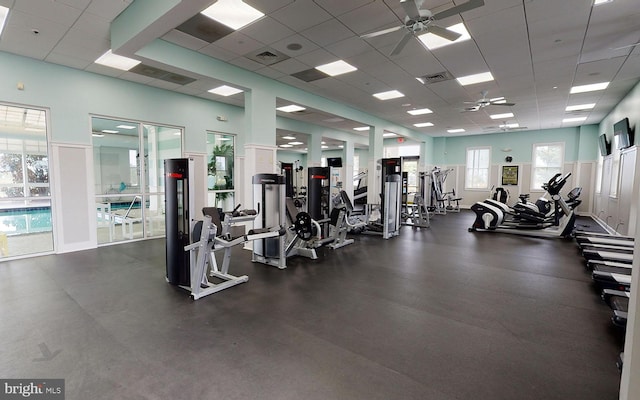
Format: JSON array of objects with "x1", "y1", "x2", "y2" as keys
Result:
[{"x1": 0, "y1": 208, "x2": 52, "y2": 235}]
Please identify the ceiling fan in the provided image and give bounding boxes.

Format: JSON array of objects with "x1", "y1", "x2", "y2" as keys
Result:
[
  {"x1": 463, "y1": 90, "x2": 515, "y2": 112},
  {"x1": 360, "y1": 0, "x2": 485, "y2": 56},
  {"x1": 484, "y1": 121, "x2": 528, "y2": 132}
]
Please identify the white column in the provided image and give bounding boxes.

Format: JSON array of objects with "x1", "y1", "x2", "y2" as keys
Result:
[
  {"x1": 343, "y1": 140, "x2": 355, "y2": 200},
  {"x1": 367, "y1": 126, "x2": 383, "y2": 204}
]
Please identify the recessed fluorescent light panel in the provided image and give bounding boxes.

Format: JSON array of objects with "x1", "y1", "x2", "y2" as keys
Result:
[
  {"x1": 383, "y1": 133, "x2": 398, "y2": 138},
  {"x1": 353, "y1": 126, "x2": 370, "y2": 131},
  {"x1": 456, "y1": 72, "x2": 494, "y2": 86},
  {"x1": 490, "y1": 97, "x2": 506, "y2": 104},
  {"x1": 418, "y1": 23, "x2": 471, "y2": 50},
  {"x1": 490, "y1": 112, "x2": 515, "y2": 120},
  {"x1": 373, "y1": 90, "x2": 405, "y2": 100},
  {"x1": 570, "y1": 82, "x2": 609, "y2": 94},
  {"x1": 92, "y1": 133, "x2": 104, "y2": 138},
  {"x1": 407, "y1": 108, "x2": 433, "y2": 115},
  {"x1": 288, "y1": 141, "x2": 304, "y2": 145},
  {"x1": 594, "y1": 0, "x2": 613, "y2": 5},
  {"x1": 563, "y1": 117, "x2": 587, "y2": 123},
  {"x1": 282, "y1": 136, "x2": 296, "y2": 140},
  {"x1": 200, "y1": 0, "x2": 264, "y2": 30},
  {"x1": 499, "y1": 123, "x2": 519, "y2": 128},
  {"x1": 276, "y1": 105, "x2": 306, "y2": 113},
  {"x1": 315, "y1": 60, "x2": 357, "y2": 76},
  {"x1": 95, "y1": 50, "x2": 141, "y2": 71},
  {"x1": 565, "y1": 103, "x2": 596, "y2": 111},
  {"x1": 101, "y1": 129, "x2": 119, "y2": 134},
  {"x1": 414, "y1": 122, "x2": 434, "y2": 127},
  {"x1": 208, "y1": 85, "x2": 243, "y2": 96},
  {"x1": 0, "y1": 6, "x2": 9, "y2": 37},
  {"x1": 447, "y1": 129, "x2": 465, "y2": 133},
  {"x1": 116, "y1": 125, "x2": 136, "y2": 130},
  {"x1": 279, "y1": 144, "x2": 293, "y2": 148},
  {"x1": 321, "y1": 145, "x2": 329, "y2": 149}
]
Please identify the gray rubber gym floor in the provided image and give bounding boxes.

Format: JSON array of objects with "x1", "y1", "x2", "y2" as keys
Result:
[{"x1": 0, "y1": 211, "x2": 622, "y2": 400}]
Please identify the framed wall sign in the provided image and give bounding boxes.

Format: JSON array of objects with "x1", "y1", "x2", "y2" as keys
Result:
[{"x1": 501, "y1": 165, "x2": 519, "y2": 186}]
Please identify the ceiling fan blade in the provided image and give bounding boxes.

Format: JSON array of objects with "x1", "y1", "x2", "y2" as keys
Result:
[
  {"x1": 433, "y1": 0, "x2": 485, "y2": 21},
  {"x1": 400, "y1": 0, "x2": 422, "y2": 20},
  {"x1": 490, "y1": 102, "x2": 516, "y2": 106},
  {"x1": 361, "y1": 25, "x2": 404, "y2": 39},
  {"x1": 427, "y1": 25, "x2": 462, "y2": 41},
  {"x1": 390, "y1": 32, "x2": 414, "y2": 56}
]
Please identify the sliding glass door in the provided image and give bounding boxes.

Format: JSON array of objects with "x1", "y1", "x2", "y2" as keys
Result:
[
  {"x1": 92, "y1": 116, "x2": 181, "y2": 244},
  {"x1": 0, "y1": 104, "x2": 53, "y2": 258}
]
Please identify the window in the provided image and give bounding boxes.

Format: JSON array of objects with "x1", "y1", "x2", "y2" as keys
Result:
[
  {"x1": 92, "y1": 117, "x2": 182, "y2": 244},
  {"x1": 465, "y1": 147, "x2": 490, "y2": 189},
  {"x1": 207, "y1": 132, "x2": 235, "y2": 210},
  {"x1": 0, "y1": 104, "x2": 54, "y2": 258},
  {"x1": 531, "y1": 143, "x2": 564, "y2": 191}
]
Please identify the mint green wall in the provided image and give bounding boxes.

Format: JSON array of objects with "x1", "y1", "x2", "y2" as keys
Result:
[
  {"x1": 277, "y1": 151, "x2": 307, "y2": 165},
  {"x1": 0, "y1": 51, "x2": 243, "y2": 152},
  {"x1": 432, "y1": 126, "x2": 599, "y2": 165}
]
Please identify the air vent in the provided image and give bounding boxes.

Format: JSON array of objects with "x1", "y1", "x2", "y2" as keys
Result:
[
  {"x1": 176, "y1": 14, "x2": 233, "y2": 43},
  {"x1": 130, "y1": 64, "x2": 196, "y2": 85},
  {"x1": 291, "y1": 68, "x2": 328, "y2": 82},
  {"x1": 245, "y1": 47, "x2": 290, "y2": 66},
  {"x1": 419, "y1": 71, "x2": 453, "y2": 84}
]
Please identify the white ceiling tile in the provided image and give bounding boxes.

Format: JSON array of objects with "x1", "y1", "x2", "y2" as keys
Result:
[
  {"x1": 240, "y1": 16, "x2": 295, "y2": 46},
  {"x1": 227, "y1": 56, "x2": 264, "y2": 71},
  {"x1": 162, "y1": 30, "x2": 209, "y2": 51},
  {"x1": 324, "y1": 36, "x2": 373, "y2": 60},
  {"x1": 86, "y1": 0, "x2": 133, "y2": 20},
  {"x1": 255, "y1": 66, "x2": 287, "y2": 79},
  {"x1": 214, "y1": 32, "x2": 266, "y2": 57},
  {"x1": 13, "y1": 0, "x2": 83, "y2": 25},
  {"x1": 71, "y1": 11, "x2": 110, "y2": 40},
  {"x1": 269, "y1": 58, "x2": 311, "y2": 74},
  {"x1": 337, "y1": 0, "x2": 397, "y2": 36},
  {"x1": 45, "y1": 51, "x2": 92, "y2": 70},
  {"x1": 295, "y1": 48, "x2": 336, "y2": 67},
  {"x1": 53, "y1": 0, "x2": 91, "y2": 10},
  {"x1": 269, "y1": 34, "x2": 320, "y2": 57},
  {"x1": 199, "y1": 44, "x2": 238, "y2": 61},
  {"x1": 300, "y1": 18, "x2": 354, "y2": 47},
  {"x1": 312, "y1": 0, "x2": 375, "y2": 16},
  {"x1": 270, "y1": 1, "x2": 333, "y2": 32},
  {"x1": 245, "y1": 0, "x2": 295, "y2": 14}
]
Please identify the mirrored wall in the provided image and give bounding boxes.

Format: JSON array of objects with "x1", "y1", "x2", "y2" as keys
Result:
[
  {"x1": 0, "y1": 103, "x2": 53, "y2": 258},
  {"x1": 92, "y1": 116, "x2": 182, "y2": 244}
]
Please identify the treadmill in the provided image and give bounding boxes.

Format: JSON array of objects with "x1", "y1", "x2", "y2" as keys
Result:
[
  {"x1": 592, "y1": 271, "x2": 631, "y2": 291},
  {"x1": 602, "y1": 289, "x2": 630, "y2": 328}
]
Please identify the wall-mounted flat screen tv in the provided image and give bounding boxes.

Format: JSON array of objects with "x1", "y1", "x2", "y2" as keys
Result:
[
  {"x1": 598, "y1": 134, "x2": 611, "y2": 156},
  {"x1": 613, "y1": 117, "x2": 632, "y2": 150},
  {"x1": 327, "y1": 157, "x2": 342, "y2": 167}
]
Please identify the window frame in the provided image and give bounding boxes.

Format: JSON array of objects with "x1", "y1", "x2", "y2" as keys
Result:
[
  {"x1": 465, "y1": 146, "x2": 491, "y2": 190},
  {"x1": 530, "y1": 142, "x2": 565, "y2": 192}
]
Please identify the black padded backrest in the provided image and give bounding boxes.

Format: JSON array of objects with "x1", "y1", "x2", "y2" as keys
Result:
[
  {"x1": 340, "y1": 190, "x2": 354, "y2": 213},
  {"x1": 192, "y1": 220, "x2": 203, "y2": 243},
  {"x1": 202, "y1": 207, "x2": 223, "y2": 236},
  {"x1": 285, "y1": 198, "x2": 299, "y2": 223}
]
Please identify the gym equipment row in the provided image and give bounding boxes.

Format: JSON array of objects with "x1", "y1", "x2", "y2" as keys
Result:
[
  {"x1": 573, "y1": 229, "x2": 635, "y2": 372},
  {"x1": 468, "y1": 173, "x2": 580, "y2": 238}
]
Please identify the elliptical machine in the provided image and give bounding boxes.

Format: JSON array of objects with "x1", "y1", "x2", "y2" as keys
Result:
[{"x1": 469, "y1": 173, "x2": 578, "y2": 238}]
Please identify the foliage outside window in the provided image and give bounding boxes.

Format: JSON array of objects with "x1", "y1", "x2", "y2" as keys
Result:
[
  {"x1": 531, "y1": 143, "x2": 564, "y2": 191},
  {"x1": 207, "y1": 133, "x2": 235, "y2": 207},
  {"x1": 465, "y1": 147, "x2": 490, "y2": 189}
]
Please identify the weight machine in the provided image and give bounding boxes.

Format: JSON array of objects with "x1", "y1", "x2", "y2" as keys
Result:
[
  {"x1": 428, "y1": 166, "x2": 462, "y2": 214},
  {"x1": 402, "y1": 171, "x2": 430, "y2": 228},
  {"x1": 184, "y1": 209, "x2": 283, "y2": 300}
]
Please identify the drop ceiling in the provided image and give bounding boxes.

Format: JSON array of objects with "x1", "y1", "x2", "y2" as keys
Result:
[{"x1": 0, "y1": 0, "x2": 639, "y2": 146}]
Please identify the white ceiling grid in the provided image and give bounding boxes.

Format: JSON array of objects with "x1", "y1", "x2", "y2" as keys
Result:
[{"x1": 0, "y1": 0, "x2": 637, "y2": 149}]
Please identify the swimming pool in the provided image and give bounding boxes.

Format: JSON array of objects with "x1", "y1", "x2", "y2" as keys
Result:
[{"x1": 0, "y1": 207, "x2": 52, "y2": 235}]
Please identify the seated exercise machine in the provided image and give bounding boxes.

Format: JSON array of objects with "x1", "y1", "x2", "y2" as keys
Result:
[
  {"x1": 285, "y1": 190, "x2": 366, "y2": 258},
  {"x1": 402, "y1": 171, "x2": 430, "y2": 228},
  {"x1": 468, "y1": 173, "x2": 578, "y2": 238},
  {"x1": 428, "y1": 167, "x2": 462, "y2": 215},
  {"x1": 183, "y1": 208, "x2": 284, "y2": 300}
]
